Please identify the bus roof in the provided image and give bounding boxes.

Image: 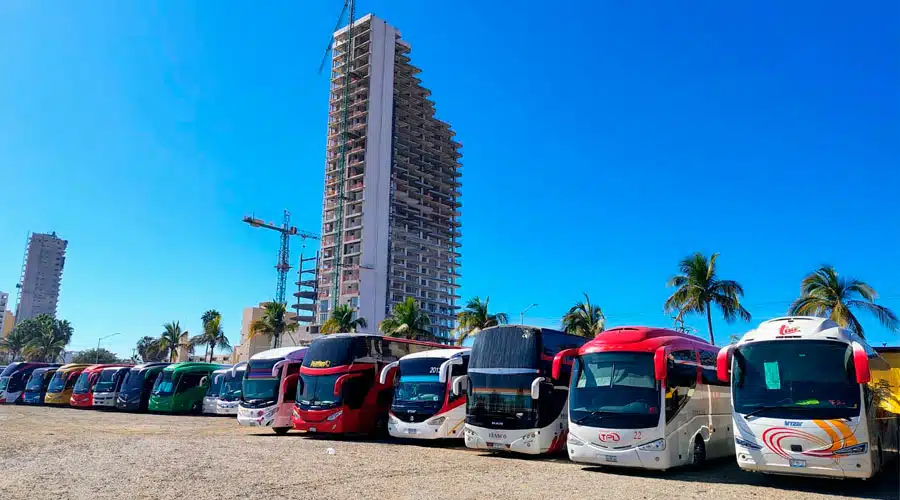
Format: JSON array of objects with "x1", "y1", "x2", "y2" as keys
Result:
[
  {"x1": 401, "y1": 348, "x2": 470, "y2": 361},
  {"x1": 82, "y1": 364, "x2": 133, "y2": 374},
  {"x1": 56, "y1": 364, "x2": 92, "y2": 373},
  {"x1": 161, "y1": 362, "x2": 229, "y2": 373},
  {"x1": 734, "y1": 316, "x2": 859, "y2": 346},
  {"x1": 1, "y1": 362, "x2": 59, "y2": 376},
  {"x1": 29, "y1": 366, "x2": 59, "y2": 377},
  {"x1": 213, "y1": 365, "x2": 245, "y2": 375},
  {"x1": 249, "y1": 346, "x2": 308, "y2": 361},
  {"x1": 580, "y1": 326, "x2": 712, "y2": 355},
  {"x1": 313, "y1": 332, "x2": 453, "y2": 350},
  {"x1": 100, "y1": 366, "x2": 131, "y2": 373}
]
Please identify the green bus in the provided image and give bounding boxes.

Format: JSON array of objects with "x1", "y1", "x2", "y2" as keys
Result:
[{"x1": 148, "y1": 362, "x2": 228, "y2": 413}]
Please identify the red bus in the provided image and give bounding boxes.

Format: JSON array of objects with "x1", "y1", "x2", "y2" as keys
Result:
[
  {"x1": 291, "y1": 333, "x2": 456, "y2": 435},
  {"x1": 70, "y1": 364, "x2": 133, "y2": 408}
]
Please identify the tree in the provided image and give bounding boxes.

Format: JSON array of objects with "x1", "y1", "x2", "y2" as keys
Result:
[
  {"x1": 456, "y1": 296, "x2": 508, "y2": 345},
  {"x1": 788, "y1": 265, "x2": 898, "y2": 338},
  {"x1": 72, "y1": 348, "x2": 119, "y2": 364},
  {"x1": 157, "y1": 321, "x2": 188, "y2": 362},
  {"x1": 321, "y1": 304, "x2": 368, "y2": 334},
  {"x1": 561, "y1": 293, "x2": 605, "y2": 338},
  {"x1": 136, "y1": 336, "x2": 166, "y2": 363},
  {"x1": 248, "y1": 301, "x2": 298, "y2": 348},
  {"x1": 191, "y1": 310, "x2": 232, "y2": 361},
  {"x1": 663, "y1": 252, "x2": 751, "y2": 345},
  {"x1": 380, "y1": 298, "x2": 432, "y2": 341},
  {"x1": 0, "y1": 327, "x2": 31, "y2": 363},
  {"x1": 23, "y1": 315, "x2": 71, "y2": 362}
]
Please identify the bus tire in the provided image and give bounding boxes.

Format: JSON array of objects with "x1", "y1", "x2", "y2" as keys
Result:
[
  {"x1": 690, "y1": 436, "x2": 706, "y2": 467},
  {"x1": 273, "y1": 427, "x2": 290, "y2": 435}
]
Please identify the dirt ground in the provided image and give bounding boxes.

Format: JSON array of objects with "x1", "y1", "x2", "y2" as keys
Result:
[{"x1": 0, "y1": 405, "x2": 896, "y2": 500}]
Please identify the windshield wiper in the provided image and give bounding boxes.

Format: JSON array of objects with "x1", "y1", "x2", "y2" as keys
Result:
[{"x1": 573, "y1": 410, "x2": 621, "y2": 424}]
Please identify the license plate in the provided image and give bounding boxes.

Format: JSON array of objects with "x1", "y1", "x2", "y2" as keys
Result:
[
  {"x1": 488, "y1": 442, "x2": 505, "y2": 449},
  {"x1": 605, "y1": 455, "x2": 617, "y2": 463},
  {"x1": 789, "y1": 459, "x2": 806, "y2": 468},
  {"x1": 309, "y1": 427, "x2": 317, "y2": 433},
  {"x1": 406, "y1": 428, "x2": 418, "y2": 434}
]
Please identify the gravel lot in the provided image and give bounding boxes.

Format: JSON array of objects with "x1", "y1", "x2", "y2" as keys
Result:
[{"x1": 0, "y1": 405, "x2": 896, "y2": 500}]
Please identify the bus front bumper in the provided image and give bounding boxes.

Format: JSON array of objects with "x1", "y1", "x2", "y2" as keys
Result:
[
  {"x1": 70, "y1": 394, "x2": 93, "y2": 408},
  {"x1": 292, "y1": 408, "x2": 346, "y2": 433},
  {"x1": 736, "y1": 447, "x2": 872, "y2": 479},
  {"x1": 238, "y1": 405, "x2": 277, "y2": 427},
  {"x1": 567, "y1": 440, "x2": 670, "y2": 470},
  {"x1": 388, "y1": 413, "x2": 466, "y2": 440},
  {"x1": 464, "y1": 426, "x2": 547, "y2": 455},
  {"x1": 216, "y1": 401, "x2": 239, "y2": 415},
  {"x1": 92, "y1": 392, "x2": 117, "y2": 408},
  {"x1": 202, "y1": 397, "x2": 219, "y2": 414},
  {"x1": 44, "y1": 392, "x2": 71, "y2": 405},
  {"x1": 22, "y1": 392, "x2": 43, "y2": 405}
]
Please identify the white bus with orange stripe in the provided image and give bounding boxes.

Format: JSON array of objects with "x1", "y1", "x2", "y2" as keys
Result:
[
  {"x1": 718, "y1": 316, "x2": 900, "y2": 479},
  {"x1": 380, "y1": 349, "x2": 470, "y2": 439}
]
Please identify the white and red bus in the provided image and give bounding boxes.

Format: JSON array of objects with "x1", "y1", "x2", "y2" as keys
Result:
[
  {"x1": 718, "y1": 316, "x2": 900, "y2": 479},
  {"x1": 458, "y1": 326, "x2": 588, "y2": 455},
  {"x1": 236, "y1": 347, "x2": 307, "y2": 434},
  {"x1": 380, "y1": 348, "x2": 470, "y2": 439},
  {"x1": 292, "y1": 333, "x2": 454, "y2": 435},
  {"x1": 557, "y1": 326, "x2": 733, "y2": 469}
]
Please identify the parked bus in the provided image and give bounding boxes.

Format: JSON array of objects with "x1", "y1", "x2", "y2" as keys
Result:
[
  {"x1": 71, "y1": 364, "x2": 132, "y2": 408},
  {"x1": 149, "y1": 362, "x2": 228, "y2": 413},
  {"x1": 0, "y1": 363, "x2": 59, "y2": 404},
  {"x1": 211, "y1": 364, "x2": 246, "y2": 416},
  {"x1": 45, "y1": 364, "x2": 92, "y2": 405},
  {"x1": 559, "y1": 326, "x2": 732, "y2": 469},
  {"x1": 457, "y1": 326, "x2": 588, "y2": 455},
  {"x1": 292, "y1": 334, "x2": 456, "y2": 435},
  {"x1": 115, "y1": 363, "x2": 170, "y2": 411},
  {"x1": 92, "y1": 366, "x2": 133, "y2": 408},
  {"x1": 380, "y1": 348, "x2": 470, "y2": 439},
  {"x1": 237, "y1": 347, "x2": 307, "y2": 433},
  {"x1": 23, "y1": 366, "x2": 60, "y2": 405},
  {"x1": 717, "y1": 317, "x2": 900, "y2": 479}
]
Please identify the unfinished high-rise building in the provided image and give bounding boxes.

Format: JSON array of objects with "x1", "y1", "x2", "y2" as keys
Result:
[
  {"x1": 16, "y1": 232, "x2": 68, "y2": 322},
  {"x1": 317, "y1": 14, "x2": 462, "y2": 339}
]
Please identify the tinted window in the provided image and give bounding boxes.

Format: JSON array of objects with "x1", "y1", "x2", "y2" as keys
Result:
[
  {"x1": 177, "y1": 373, "x2": 205, "y2": 393},
  {"x1": 303, "y1": 337, "x2": 367, "y2": 368},
  {"x1": 470, "y1": 326, "x2": 539, "y2": 370},
  {"x1": 665, "y1": 349, "x2": 697, "y2": 423}
]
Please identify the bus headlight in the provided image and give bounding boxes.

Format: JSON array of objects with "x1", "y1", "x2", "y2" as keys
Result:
[
  {"x1": 326, "y1": 410, "x2": 343, "y2": 421},
  {"x1": 522, "y1": 432, "x2": 536, "y2": 443},
  {"x1": 638, "y1": 439, "x2": 666, "y2": 451},
  {"x1": 428, "y1": 416, "x2": 446, "y2": 426},
  {"x1": 735, "y1": 437, "x2": 762, "y2": 450},
  {"x1": 833, "y1": 443, "x2": 868, "y2": 456},
  {"x1": 567, "y1": 433, "x2": 585, "y2": 446}
]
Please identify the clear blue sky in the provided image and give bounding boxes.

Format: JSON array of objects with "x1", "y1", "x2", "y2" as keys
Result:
[{"x1": 1, "y1": 1, "x2": 898, "y2": 357}]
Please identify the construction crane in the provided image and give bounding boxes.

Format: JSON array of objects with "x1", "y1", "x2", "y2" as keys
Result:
[
  {"x1": 318, "y1": 0, "x2": 357, "y2": 312},
  {"x1": 243, "y1": 210, "x2": 319, "y2": 306}
]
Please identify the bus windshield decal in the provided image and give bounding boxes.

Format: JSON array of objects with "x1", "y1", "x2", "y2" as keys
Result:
[
  {"x1": 468, "y1": 368, "x2": 539, "y2": 375},
  {"x1": 399, "y1": 375, "x2": 440, "y2": 383},
  {"x1": 309, "y1": 360, "x2": 332, "y2": 368}
]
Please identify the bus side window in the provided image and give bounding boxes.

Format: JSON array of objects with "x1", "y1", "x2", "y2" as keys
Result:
[
  {"x1": 283, "y1": 375, "x2": 298, "y2": 403},
  {"x1": 666, "y1": 350, "x2": 698, "y2": 423},
  {"x1": 699, "y1": 350, "x2": 724, "y2": 386},
  {"x1": 177, "y1": 373, "x2": 204, "y2": 393},
  {"x1": 448, "y1": 360, "x2": 468, "y2": 403}
]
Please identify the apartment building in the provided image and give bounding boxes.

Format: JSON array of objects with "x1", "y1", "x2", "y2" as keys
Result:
[
  {"x1": 0, "y1": 292, "x2": 9, "y2": 337},
  {"x1": 16, "y1": 232, "x2": 68, "y2": 321},
  {"x1": 317, "y1": 14, "x2": 462, "y2": 339}
]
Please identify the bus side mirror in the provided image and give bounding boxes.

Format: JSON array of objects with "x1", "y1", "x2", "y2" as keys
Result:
[
  {"x1": 379, "y1": 361, "x2": 399, "y2": 385},
  {"x1": 231, "y1": 362, "x2": 247, "y2": 378},
  {"x1": 552, "y1": 348, "x2": 579, "y2": 381},
  {"x1": 451, "y1": 375, "x2": 467, "y2": 396},
  {"x1": 214, "y1": 374, "x2": 223, "y2": 384},
  {"x1": 653, "y1": 347, "x2": 668, "y2": 382},
  {"x1": 852, "y1": 342, "x2": 871, "y2": 384},
  {"x1": 439, "y1": 357, "x2": 463, "y2": 384},
  {"x1": 531, "y1": 377, "x2": 546, "y2": 400},
  {"x1": 717, "y1": 345, "x2": 734, "y2": 383},
  {"x1": 199, "y1": 376, "x2": 209, "y2": 387},
  {"x1": 333, "y1": 373, "x2": 360, "y2": 397}
]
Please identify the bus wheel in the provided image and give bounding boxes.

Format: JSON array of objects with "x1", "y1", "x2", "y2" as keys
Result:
[
  {"x1": 273, "y1": 427, "x2": 290, "y2": 435},
  {"x1": 690, "y1": 437, "x2": 706, "y2": 467}
]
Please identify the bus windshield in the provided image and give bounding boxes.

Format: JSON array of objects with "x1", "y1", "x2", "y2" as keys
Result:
[
  {"x1": 242, "y1": 378, "x2": 279, "y2": 402},
  {"x1": 569, "y1": 352, "x2": 660, "y2": 429},
  {"x1": 25, "y1": 373, "x2": 45, "y2": 392},
  {"x1": 733, "y1": 340, "x2": 861, "y2": 419},
  {"x1": 220, "y1": 373, "x2": 243, "y2": 400},
  {"x1": 394, "y1": 358, "x2": 446, "y2": 407},
  {"x1": 467, "y1": 372, "x2": 536, "y2": 430},
  {"x1": 207, "y1": 373, "x2": 225, "y2": 397},
  {"x1": 0, "y1": 377, "x2": 9, "y2": 391},
  {"x1": 302, "y1": 337, "x2": 366, "y2": 368},
  {"x1": 94, "y1": 370, "x2": 119, "y2": 393},
  {"x1": 47, "y1": 371, "x2": 68, "y2": 393},
  {"x1": 297, "y1": 374, "x2": 341, "y2": 409},
  {"x1": 73, "y1": 372, "x2": 93, "y2": 394},
  {"x1": 118, "y1": 369, "x2": 144, "y2": 397},
  {"x1": 152, "y1": 371, "x2": 176, "y2": 396}
]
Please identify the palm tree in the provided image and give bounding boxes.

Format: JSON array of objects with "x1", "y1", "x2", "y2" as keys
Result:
[
  {"x1": 0, "y1": 327, "x2": 31, "y2": 363},
  {"x1": 191, "y1": 313, "x2": 232, "y2": 362},
  {"x1": 321, "y1": 304, "x2": 368, "y2": 334},
  {"x1": 23, "y1": 316, "x2": 70, "y2": 362},
  {"x1": 248, "y1": 301, "x2": 298, "y2": 348},
  {"x1": 663, "y1": 252, "x2": 751, "y2": 345},
  {"x1": 157, "y1": 321, "x2": 187, "y2": 362},
  {"x1": 456, "y1": 296, "x2": 509, "y2": 345},
  {"x1": 380, "y1": 298, "x2": 432, "y2": 340},
  {"x1": 136, "y1": 336, "x2": 166, "y2": 362},
  {"x1": 562, "y1": 293, "x2": 605, "y2": 338},
  {"x1": 788, "y1": 265, "x2": 898, "y2": 338}
]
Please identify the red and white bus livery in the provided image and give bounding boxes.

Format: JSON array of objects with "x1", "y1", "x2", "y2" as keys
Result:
[
  {"x1": 292, "y1": 334, "x2": 455, "y2": 435},
  {"x1": 236, "y1": 347, "x2": 307, "y2": 434},
  {"x1": 718, "y1": 317, "x2": 899, "y2": 479},
  {"x1": 558, "y1": 327, "x2": 733, "y2": 469},
  {"x1": 380, "y1": 348, "x2": 470, "y2": 439}
]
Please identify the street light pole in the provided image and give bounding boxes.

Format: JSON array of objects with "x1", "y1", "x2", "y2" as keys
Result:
[
  {"x1": 520, "y1": 303, "x2": 538, "y2": 325},
  {"x1": 96, "y1": 333, "x2": 121, "y2": 363}
]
